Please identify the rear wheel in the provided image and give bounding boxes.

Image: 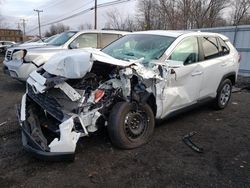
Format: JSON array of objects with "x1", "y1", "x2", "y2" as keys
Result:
[
  {"x1": 108, "y1": 102, "x2": 155, "y2": 149},
  {"x1": 214, "y1": 79, "x2": 232, "y2": 110}
]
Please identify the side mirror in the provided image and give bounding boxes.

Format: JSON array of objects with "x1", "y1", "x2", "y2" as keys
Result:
[
  {"x1": 69, "y1": 41, "x2": 79, "y2": 49},
  {"x1": 165, "y1": 60, "x2": 184, "y2": 68}
]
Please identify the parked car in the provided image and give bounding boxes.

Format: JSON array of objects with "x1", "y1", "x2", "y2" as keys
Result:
[
  {"x1": 3, "y1": 30, "x2": 128, "y2": 81},
  {"x1": 18, "y1": 30, "x2": 239, "y2": 160},
  {"x1": 0, "y1": 41, "x2": 16, "y2": 54},
  {"x1": 16, "y1": 34, "x2": 59, "y2": 48}
]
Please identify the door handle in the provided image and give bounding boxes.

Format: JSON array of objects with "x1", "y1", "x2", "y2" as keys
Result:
[{"x1": 191, "y1": 71, "x2": 203, "y2": 76}]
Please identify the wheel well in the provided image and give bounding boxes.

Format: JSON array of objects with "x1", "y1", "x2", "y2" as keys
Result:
[
  {"x1": 225, "y1": 74, "x2": 236, "y2": 85},
  {"x1": 146, "y1": 94, "x2": 157, "y2": 116}
]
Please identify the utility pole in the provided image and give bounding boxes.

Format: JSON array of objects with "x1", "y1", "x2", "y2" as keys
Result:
[
  {"x1": 34, "y1": 9, "x2": 43, "y2": 38},
  {"x1": 20, "y1": 18, "x2": 27, "y2": 42},
  {"x1": 94, "y1": 0, "x2": 97, "y2": 29}
]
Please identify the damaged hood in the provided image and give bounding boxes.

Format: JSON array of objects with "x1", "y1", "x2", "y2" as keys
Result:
[{"x1": 43, "y1": 48, "x2": 135, "y2": 79}]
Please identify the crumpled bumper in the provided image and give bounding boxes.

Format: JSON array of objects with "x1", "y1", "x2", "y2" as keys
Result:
[
  {"x1": 17, "y1": 94, "x2": 78, "y2": 161},
  {"x1": 21, "y1": 124, "x2": 75, "y2": 161}
]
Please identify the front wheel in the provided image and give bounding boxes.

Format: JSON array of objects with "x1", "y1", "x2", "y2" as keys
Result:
[
  {"x1": 214, "y1": 79, "x2": 232, "y2": 110},
  {"x1": 108, "y1": 102, "x2": 155, "y2": 149}
]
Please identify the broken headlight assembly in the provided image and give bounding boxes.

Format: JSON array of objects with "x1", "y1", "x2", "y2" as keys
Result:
[{"x1": 12, "y1": 49, "x2": 27, "y2": 62}]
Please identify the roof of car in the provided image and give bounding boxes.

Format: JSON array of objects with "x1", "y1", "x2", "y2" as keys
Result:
[
  {"x1": 76, "y1": 30, "x2": 130, "y2": 35},
  {"x1": 129, "y1": 30, "x2": 229, "y2": 40},
  {"x1": 132, "y1": 30, "x2": 192, "y2": 37}
]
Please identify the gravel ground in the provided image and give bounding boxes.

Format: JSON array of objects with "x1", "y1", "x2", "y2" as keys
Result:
[
  {"x1": 236, "y1": 76, "x2": 250, "y2": 89},
  {"x1": 0, "y1": 55, "x2": 250, "y2": 188}
]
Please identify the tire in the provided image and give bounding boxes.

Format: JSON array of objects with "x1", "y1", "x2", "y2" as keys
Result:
[
  {"x1": 108, "y1": 102, "x2": 155, "y2": 149},
  {"x1": 214, "y1": 79, "x2": 232, "y2": 110}
]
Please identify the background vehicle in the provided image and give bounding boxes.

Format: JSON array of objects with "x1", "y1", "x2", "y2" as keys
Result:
[
  {"x1": 3, "y1": 30, "x2": 128, "y2": 81},
  {"x1": 18, "y1": 31, "x2": 239, "y2": 160},
  {"x1": 0, "y1": 41, "x2": 15, "y2": 54},
  {"x1": 15, "y1": 34, "x2": 59, "y2": 48}
]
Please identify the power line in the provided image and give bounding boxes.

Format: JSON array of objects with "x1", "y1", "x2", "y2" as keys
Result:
[
  {"x1": 26, "y1": 0, "x2": 94, "y2": 34},
  {"x1": 26, "y1": 0, "x2": 134, "y2": 34},
  {"x1": 44, "y1": 0, "x2": 133, "y2": 26},
  {"x1": 38, "y1": 0, "x2": 66, "y2": 10},
  {"x1": 49, "y1": 0, "x2": 94, "y2": 22}
]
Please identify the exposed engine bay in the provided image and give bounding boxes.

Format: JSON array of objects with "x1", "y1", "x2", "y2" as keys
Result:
[{"x1": 18, "y1": 49, "x2": 170, "y2": 160}]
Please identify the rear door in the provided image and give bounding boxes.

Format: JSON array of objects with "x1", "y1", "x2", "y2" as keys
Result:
[{"x1": 199, "y1": 36, "x2": 226, "y2": 98}]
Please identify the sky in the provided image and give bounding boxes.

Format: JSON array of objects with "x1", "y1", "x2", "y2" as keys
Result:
[{"x1": 0, "y1": 0, "x2": 137, "y2": 36}]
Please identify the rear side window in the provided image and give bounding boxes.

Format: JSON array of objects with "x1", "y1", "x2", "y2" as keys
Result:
[
  {"x1": 101, "y1": 34, "x2": 120, "y2": 48},
  {"x1": 201, "y1": 37, "x2": 220, "y2": 60},
  {"x1": 218, "y1": 37, "x2": 230, "y2": 55}
]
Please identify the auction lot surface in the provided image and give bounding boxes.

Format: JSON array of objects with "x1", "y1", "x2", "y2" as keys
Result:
[{"x1": 0, "y1": 56, "x2": 250, "y2": 188}]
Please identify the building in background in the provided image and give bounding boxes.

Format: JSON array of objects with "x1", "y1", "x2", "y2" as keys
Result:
[{"x1": 0, "y1": 29, "x2": 23, "y2": 42}]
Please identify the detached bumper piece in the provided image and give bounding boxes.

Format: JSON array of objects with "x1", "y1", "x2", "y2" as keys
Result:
[
  {"x1": 21, "y1": 125, "x2": 75, "y2": 161},
  {"x1": 182, "y1": 132, "x2": 204, "y2": 153}
]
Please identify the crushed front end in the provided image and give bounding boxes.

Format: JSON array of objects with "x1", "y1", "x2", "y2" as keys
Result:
[{"x1": 18, "y1": 50, "x2": 170, "y2": 160}]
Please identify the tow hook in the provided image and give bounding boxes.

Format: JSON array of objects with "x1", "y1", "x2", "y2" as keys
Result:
[{"x1": 182, "y1": 132, "x2": 204, "y2": 153}]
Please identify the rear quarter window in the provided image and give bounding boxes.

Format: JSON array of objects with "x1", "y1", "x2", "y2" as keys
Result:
[{"x1": 218, "y1": 37, "x2": 230, "y2": 55}]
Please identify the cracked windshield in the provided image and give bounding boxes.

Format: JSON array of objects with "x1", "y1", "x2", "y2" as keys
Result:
[{"x1": 102, "y1": 34, "x2": 176, "y2": 64}]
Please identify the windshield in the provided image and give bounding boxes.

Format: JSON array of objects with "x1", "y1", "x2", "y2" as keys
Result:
[
  {"x1": 48, "y1": 31, "x2": 77, "y2": 46},
  {"x1": 44, "y1": 34, "x2": 58, "y2": 43},
  {"x1": 102, "y1": 34, "x2": 176, "y2": 64}
]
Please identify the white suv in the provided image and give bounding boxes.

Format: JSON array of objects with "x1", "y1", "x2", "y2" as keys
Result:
[
  {"x1": 3, "y1": 30, "x2": 128, "y2": 81},
  {"x1": 18, "y1": 30, "x2": 239, "y2": 160}
]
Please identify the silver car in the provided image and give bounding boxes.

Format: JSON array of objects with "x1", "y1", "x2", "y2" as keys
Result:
[
  {"x1": 0, "y1": 41, "x2": 15, "y2": 54},
  {"x1": 3, "y1": 30, "x2": 128, "y2": 81}
]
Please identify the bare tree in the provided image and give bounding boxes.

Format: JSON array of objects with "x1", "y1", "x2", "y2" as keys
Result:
[
  {"x1": 45, "y1": 23, "x2": 70, "y2": 37},
  {"x1": 176, "y1": 0, "x2": 193, "y2": 29},
  {"x1": 136, "y1": 0, "x2": 167, "y2": 30},
  {"x1": 231, "y1": 0, "x2": 250, "y2": 25},
  {"x1": 103, "y1": 0, "x2": 249, "y2": 32},
  {"x1": 189, "y1": 0, "x2": 228, "y2": 28},
  {"x1": 159, "y1": 0, "x2": 178, "y2": 29},
  {"x1": 78, "y1": 23, "x2": 93, "y2": 30},
  {"x1": 104, "y1": 8, "x2": 137, "y2": 31}
]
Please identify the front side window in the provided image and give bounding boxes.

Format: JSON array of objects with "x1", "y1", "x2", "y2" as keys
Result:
[
  {"x1": 71, "y1": 33, "x2": 98, "y2": 48},
  {"x1": 102, "y1": 34, "x2": 176, "y2": 65},
  {"x1": 201, "y1": 37, "x2": 220, "y2": 60},
  {"x1": 169, "y1": 37, "x2": 199, "y2": 65}
]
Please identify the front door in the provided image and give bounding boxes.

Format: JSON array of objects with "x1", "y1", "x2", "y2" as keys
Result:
[{"x1": 160, "y1": 36, "x2": 203, "y2": 118}]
